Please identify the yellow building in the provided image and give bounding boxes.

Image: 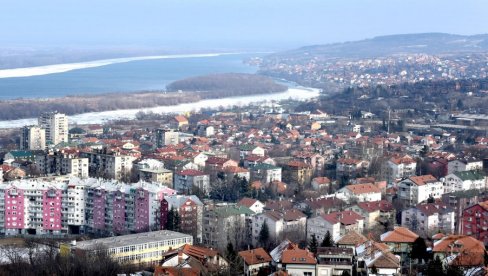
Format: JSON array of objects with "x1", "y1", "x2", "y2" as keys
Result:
[{"x1": 62, "y1": 230, "x2": 192, "y2": 265}]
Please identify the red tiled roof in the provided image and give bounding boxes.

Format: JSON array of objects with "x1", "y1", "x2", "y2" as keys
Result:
[
  {"x1": 238, "y1": 248, "x2": 272, "y2": 265},
  {"x1": 282, "y1": 248, "x2": 317, "y2": 265},
  {"x1": 178, "y1": 169, "x2": 207, "y2": 176},
  {"x1": 381, "y1": 227, "x2": 418, "y2": 243},
  {"x1": 322, "y1": 211, "x2": 363, "y2": 225},
  {"x1": 409, "y1": 175, "x2": 438, "y2": 186},
  {"x1": 345, "y1": 183, "x2": 381, "y2": 194}
]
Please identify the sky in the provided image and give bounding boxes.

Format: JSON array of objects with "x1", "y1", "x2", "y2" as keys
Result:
[{"x1": 0, "y1": 0, "x2": 487, "y2": 51}]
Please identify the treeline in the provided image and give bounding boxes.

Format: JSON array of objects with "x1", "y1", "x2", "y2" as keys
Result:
[
  {"x1": 296, "y1": 77, "x2": 488, "y2": 117},
  {"x1": 0, "y1": 74, "x2": 287, "y2": 121},
  {"x1": 166, "y1": 73, "x2": 287, "y2": 95}
]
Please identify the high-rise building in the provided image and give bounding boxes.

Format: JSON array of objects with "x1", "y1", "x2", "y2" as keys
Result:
[
  {"x1": 20, "y1": 126, "x2": 46, "y2": 150},
  {"x1": 155, "y1": 129, "x2": 179, "y2": 147},
  {"x1": 38, "y1": 112, "x2": 68, "y2": 145}
]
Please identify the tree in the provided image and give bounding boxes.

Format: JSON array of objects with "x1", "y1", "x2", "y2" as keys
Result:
[
  {"x1": 321, "y1": 230, "x2": 334, "y2": 247},
  {"x1": 165, "y1": 207, "x2": 181, "y2": 231},
  {"x1": 308, "y1": 234, "x2": 319, "y2": 255},
  {"x1": 410, "y1": 237, "x2": 427, "y2": 263},
  {"x1": 426, "y1": 256, "x2": 444, "y2": 276},
  {"x1": 258, "y1": 222, "x2": 270, "y2": 248}
]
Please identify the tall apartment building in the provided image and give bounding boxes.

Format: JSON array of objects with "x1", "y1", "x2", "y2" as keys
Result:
[
  {"x1": 163, "y1": 195, "x2": 203, "y2": 242},
  {"x1": 0, "y1": 178, "x2": 174, "y2": 236},
  {"x1": 20, "y1": 126, "x2": 46, "y2": 150},
  {"x1": 35, "y1": 150, "x2": 89, "y2": 178},
  {"x1": 155, "y1": 129, "x2": 179, "y2": 147},
  {"x1": 38, "y1": 112, "x2": 68, "y2": 145}
]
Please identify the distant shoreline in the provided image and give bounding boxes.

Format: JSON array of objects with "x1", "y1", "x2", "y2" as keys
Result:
[{"x1": 0, "y1": 86, "x2": 320, "y2": 129}]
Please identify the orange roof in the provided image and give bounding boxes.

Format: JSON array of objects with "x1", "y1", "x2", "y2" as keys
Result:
[
  {"x1": 174, "y1": 115, "x2": 188, "y2": 123},
  {"x1": 238, "y1": 197, "x2": 259, "y2": 208},
  {"x1": 181, "y1": 244, "x2": 218, "y2": 259},
  {"x1": 409, "y1": 175, "x2": 438, "y2": 186},
  {"x1": 345, "y1": 183, "x2": 381, "y2": 194},
  {"x1": 335, "y1": 230, "x2": 368, "y2": 246},
  {"x1": 433, "y1": 235, "x2": 486, "y2": 267},
  {"x1": 380, "y1": 226, "x2": 418, "y2": 243},
  {"x1": 238, "y1": 248, "x2": 272, "y2": 265},
  {"x1": 313, "y1": 177, "x2": 331, "y2": 185},
  {"x1": 281, "y1": 248, "x2": 317, "y2": 265}
]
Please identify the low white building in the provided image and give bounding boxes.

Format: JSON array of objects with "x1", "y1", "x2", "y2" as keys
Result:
[
  {"x1": 447, "y1": 159, "x2": 483, "y2": 175},
  {"x1": 386, "y1": 155, "x2": 417, "y2": 184},
  {"x1": 252, "y1": 210, "x2": 306, "y2": 246},
  {"x1": 443, "y1": 171, "x2": 486, "y2": 193},
  {"x1": 338, "y1": 183, "x2": 382, "y2": 203}
]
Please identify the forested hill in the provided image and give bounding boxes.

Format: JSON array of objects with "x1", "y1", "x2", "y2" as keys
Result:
[
  {"x1": 166, "y1": 73, "x2": 287, "y2": 95},
  {"x1": 268, "y1": 33, "x2": 488, "y2": 60}
]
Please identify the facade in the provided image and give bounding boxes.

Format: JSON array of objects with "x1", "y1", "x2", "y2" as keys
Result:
[
  {"x1": 252, "y1": 210, "x2": 307, "y2": 246},
  {"x1": 63, "y1": 230, "x2": 192, "y2": 265},
  {"x1": 461, "y1": 200, "x2": 488, "y2": 245},
  {"x1": 163, "y1": 195, "x2": 203, "y2": 242},
  {"x1": 38, "y1": 111, "x2": 68, "y2": 145},
  {"x1": 250, "y1": 163, "x2": 282, "y2": 184},
  {"x1": 444, "y1": 171, "x2": 486, "y2": 193},
  {"x1": 386, "y1": 155, "x2": 416, "y2": 184},
  {"x1": 448, "y1": 159, "x2": 483, "y2": 175},
  {"x1": 316, "y1": 247, "x2": 354, "y2": 276},
  {"x1": 20, "y1": 126, "x2": 46, "y2": 150},
  {"x1": 380, "y1": 226, "x2": 419, "y2": 256},
  {"x1": 35, "y1": 150, "x2": 89, "y2": 178},
  {"x1": 202, "y1": 205, "x2": 254, "y2": 251},
  {"x1": 397, "y1": 175, "x2": 443, "y2": 206},
  {"x1": 338, "y1": 183, "x2": 382, "y2": 203},
  {"x1": 155, "y1": 129, "x2": 179, "y2": 147},
  {"x1": 139, "y1": 168, "x2": 173, "y2": 187},
  {"x1": 80, "y1": 150, "x2": 136, "y2": 180},
  {"x1": 401, "y1": 203, "x2": 455, "y2": 235},
  {"x1": 281, "y1": 248, "x2": 317, "y2": 276},
  {"x1": 0, "y1": 178, "x2": 174, "y2": 236},
  {"x1": 282, "y1": 161, "x2": 313, "y2": 187},
  {"x1": 238, "y1": 248, "x2": 272, "y2": 276},
  {"x1": 173, "y1": 169, "x2": 210, "y2": 195},
  {"x1": 336, "y1": 158, "x2": 367, "y2": 180},
  {"x1": 307, "y1": 211, "x2": 364, "y2": 242}
]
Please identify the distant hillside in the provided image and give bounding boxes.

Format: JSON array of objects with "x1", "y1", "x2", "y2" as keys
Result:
[
  {"x1": 166, "y1": 73, "x2": 287, "y2": 95},
  {"x1": 268, "y1": 33, "x2": 488, "y2": 60}
]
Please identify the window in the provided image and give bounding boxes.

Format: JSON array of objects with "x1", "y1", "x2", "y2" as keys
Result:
[{"x1": 304, "y1": 273, "x2": 312, "y2": 276}]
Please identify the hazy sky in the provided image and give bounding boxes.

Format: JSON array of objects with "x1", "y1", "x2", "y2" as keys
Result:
[{"x1": 1, "y1": 0, "x2": 487, "y2": 51}]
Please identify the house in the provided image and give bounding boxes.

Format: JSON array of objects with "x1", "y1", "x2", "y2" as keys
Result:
[
  {"x1": 444, "y1": 170, "x2": 486, "y2": 193},
  {"x1": 397, "y1": 175, "x2": 444, "y2": 206},
  {"x1": 386, "y1": 155, "x2": 417, "y2": 184},
  {"x1": 346, "y1": 200, "x2": 394, "y2": 229},
  {"x1": 252, "y1": 210, "x2": 307, "y2": 246},
  {"x1": 299, "y1": 197, "x2": 345, "y2": 217},
  {"x1": 158, "y1": 244, "x2": 228, "y2": 273},
  {"x1": 163, "y1": 195, "x2": 204, "y2": 242},
  {"x1": 336, "y1": 158, "x2": 367, "y2": 180},
  {"x1": 205, "y1": 157, "x2": 238, "y2": 181},
  {"x1": 433, "y1": 235, "x2": 487, "y2": 268},
  {"x1": 447, "y1": 158, "x2": 483, "y2": 175},
  {"x1": 202, "y1": 205, "x2": 254, "y2": 251},
  {"x1": 282, "y1": 161, "x2": 313, "y2": 187},
  {"x1": 316, "y1": 247, "x2": 354, "y2": 276},
  {"x1": 172, "y1": 115, "x2": 189, "y2": 129},
  {"x1": 250, "y1": 163, "x2": 282, "y2": 184},
  {"x1": 281, "y1": 247, "x2": 317, "y2": 276},
  {"x1": 139, "y1": 168, "x2": 173, "y2": 187},
  {"x1": 238, "y1": 248, "x2": 272, "y2": 276},
  {"x1": 311, "y1": 177, "x2": 331, "y2": 191},
  {"x1": 307, "y1": 211, "x2": 364, "y2": 242},
  {"x1": 238, "y1": 198, "x2": 265, "y2": 214},
  {"x1": 173, "y1": 169, "x2": 210, "y2": 195},
  {"x1": 461, "y1": 200, "x2": 488, "y2": 245},
  {"x1": 338, "y1": 183, "x2": 382, "y2": 203},
  {"x1": 335, "y1": 230, "x2": 368, "y2": 254},
  {"x1": 380, "y1": 226, "x2": 419, "y2": 257},
  {"x1": 239, "y1": 145, "x2": 265, "y2": 158},
  {"x1": 401, "y1": 203, "x2": 455, "y2": 235},
  {"x1": 356, "y1": 240, "x2": 401, "y2": 276}
]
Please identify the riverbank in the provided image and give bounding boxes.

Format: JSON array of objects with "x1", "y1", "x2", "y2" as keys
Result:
[{"x1": 0, "y1": 86, "x2": 320, "y2": 128}]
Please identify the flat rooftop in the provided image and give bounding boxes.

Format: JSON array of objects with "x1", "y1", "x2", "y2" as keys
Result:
[{"x1": 73, "y1": 230, "x2": 192, "y2": 250}]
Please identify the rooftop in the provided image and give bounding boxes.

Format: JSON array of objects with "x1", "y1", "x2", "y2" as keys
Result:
[{"x1": 73, "y1": 230, "x2": 192, "y2": 250}]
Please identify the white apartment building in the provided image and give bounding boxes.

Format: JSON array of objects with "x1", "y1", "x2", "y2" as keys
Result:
[
  {"x1": 401, "y1": 203, "x2": 455, "y2": 234},
  {"x1": 447, "y1": 159, "x2": 483, "y2": 175},
  {"x1": 38, "y1": 112, "x2": 68, "y2": 145},
  {"x1": 397, "y1": 175, "x2": 444, "y2": 206},
  {"x1": 444, "y1": 171, "x2": 486, "y2": 193},
  {"x1": 20, "y1": 126, "x2": 46, "y2": 150},
  {"x1": 386, "y1": 155, "x2": 417, "y2": 183},
  {"x1": 80, "y1": 150, "x2": 136, "y2": 180}
]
